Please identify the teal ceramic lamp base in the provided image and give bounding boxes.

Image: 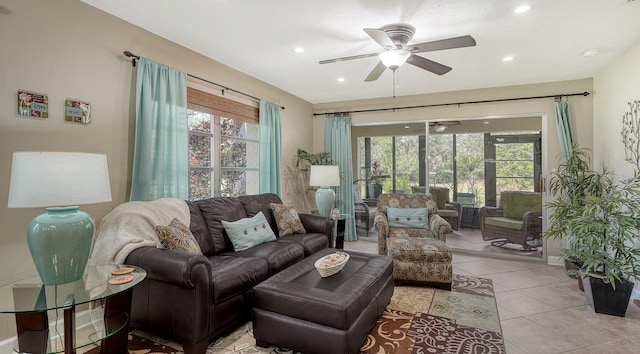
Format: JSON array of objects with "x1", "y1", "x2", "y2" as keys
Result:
[
  {"x1": 27, "y1": 206, "x2": 95, "y2": 285},
  {"x1": 315, "y1": 186, "x2": 335, "y2": 217}
]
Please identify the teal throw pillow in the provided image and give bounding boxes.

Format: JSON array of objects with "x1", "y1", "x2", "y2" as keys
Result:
[
  {"x1": 221, "y1": 211, "x2": 276, "y2": 252},
  {"x1": 387, "y1": 207, "x2": 429, "y2": 229}
]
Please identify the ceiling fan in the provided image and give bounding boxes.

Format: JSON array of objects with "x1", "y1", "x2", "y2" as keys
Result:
[
  {"x1": 429, "y1": 121, "x2": 461, "y2": 133},
  {"x1": 319, "y1": 23, "x2": 476, "y2": 82}
]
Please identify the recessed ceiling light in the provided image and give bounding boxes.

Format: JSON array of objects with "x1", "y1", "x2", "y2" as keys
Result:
[
  {"x1": 404, "y1": 125, "x2": 410, "y2": 129},
  {"x1": 294, "y1": 47, "x2": 305, "y2": 54},
  {"x1": 514, "y1": 5, "x2": 531, "y2": 13},
  {"x1": 502, "y1": 56, "x2": 514, "y2": 62},
  {"x1": 483, "y1": 121, "x2": 490, "y2": 125},
  {"x1": 581, "y1": 48, "x2": 600, "y2": 58},
  {"x1": 337, "y1": 77, "x2": 345, "y2": 82}
]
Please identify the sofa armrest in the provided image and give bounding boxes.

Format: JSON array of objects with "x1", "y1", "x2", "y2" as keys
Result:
[
  {"x1": 298, "y1": 213, "x2": 332, "y2": 243},
  {"x1": 125, "y1": 246, "x2": 212, "y2": 288},
  {"x1": 125, "y1": 246, "x2": 214, "y2": 345},
  {"x1": 430, "y1": 214, "x2": 451, "y2": 241},
  {"x1": 445, "y1": 201, "x2": 462, "y2": 214},
  {"x1": 374, "y1": 212, "x2": 390, "y2": 255}
]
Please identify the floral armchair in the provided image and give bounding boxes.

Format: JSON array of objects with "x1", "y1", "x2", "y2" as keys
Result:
[{"x1": 374, "y1": 193, "x2": 451, "y2": 255}]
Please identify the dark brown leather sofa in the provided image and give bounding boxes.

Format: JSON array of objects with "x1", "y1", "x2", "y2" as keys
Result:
[{"x1": 125, "y1": 193, "x2": 332, "y2": 354}]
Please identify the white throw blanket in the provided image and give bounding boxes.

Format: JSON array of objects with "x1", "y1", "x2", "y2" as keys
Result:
[{"x1": 89, "y1": 198, "x2": 190, "y2": 265}]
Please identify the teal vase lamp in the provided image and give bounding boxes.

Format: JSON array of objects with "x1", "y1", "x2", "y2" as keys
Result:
[
  {"x1": 309, "y1": 165, "x2": 340, "y2": 217},
  {"x1": 8, "y1": 152, "x2": 112, "y2": 285}
]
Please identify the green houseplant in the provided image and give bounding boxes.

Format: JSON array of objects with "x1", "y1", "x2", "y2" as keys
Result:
[{"x1": 543, "y1": 145, "x2": 640, "y2": 316}]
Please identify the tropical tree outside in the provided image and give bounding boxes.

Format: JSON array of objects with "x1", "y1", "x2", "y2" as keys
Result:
[{"x1": 358, "y1": 130, "x2": 537, "y2": 208}]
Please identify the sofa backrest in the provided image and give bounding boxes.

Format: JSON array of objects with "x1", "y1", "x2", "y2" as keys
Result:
[
  {"x1": 189, "y1": 193, "x2": 284, "y2": 256},
  {"x1": 498, "y1": 191, "x2": 542, "y2": 220},
  {"x1": 376, "y1": 193, "x2": 438, "y2": 216},
  {"x1": 237, "y1": 193, "x2": 283, "y2": 233}
]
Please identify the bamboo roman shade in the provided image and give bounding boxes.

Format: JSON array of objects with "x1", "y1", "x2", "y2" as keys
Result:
[{"x1": 187, "y1": 87, "x2": 259, "y2": 124}]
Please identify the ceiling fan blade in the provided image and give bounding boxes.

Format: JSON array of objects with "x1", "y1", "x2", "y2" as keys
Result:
[
  {"x1": 409, "y1": 35, "x2": 476, "y2": 53},
  {"x1": 364, "y1": 61, "x2": 387, "y2": 82},
  {"x1": 319, "y1": 52, "x2": 379, "y2": 64},
  {"x1": 407, "y1": 55, "x2": 452, "y2": 75},
  {"x1": 363, "y1": 28, "x2": 396, "y2": 49}
]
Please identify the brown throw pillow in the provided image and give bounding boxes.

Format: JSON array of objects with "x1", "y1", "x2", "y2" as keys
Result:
[
  {"x1": 270, "y1": 203, "x2": 306, "y2": 236},
  {"x1": 156, "y1": 218, "x2": 202, "y2": 254}
]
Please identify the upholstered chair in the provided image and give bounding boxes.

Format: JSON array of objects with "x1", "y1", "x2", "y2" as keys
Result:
[{"x1": 374, "y1": 193, "x2": 453, "y2": 289}]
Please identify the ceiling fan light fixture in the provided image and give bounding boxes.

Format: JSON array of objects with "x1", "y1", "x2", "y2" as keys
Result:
[{"x1": 379, "y1": 49, "x2": 410, "y2": 69}]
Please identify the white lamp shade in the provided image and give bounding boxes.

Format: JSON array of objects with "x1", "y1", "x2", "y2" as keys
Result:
[
  {"x1": 309, "y1": 165, "x2": 340, "y2": 187},
  {"x1": 379, "y1": 49, "x2": 411, "y2": 69},
  {"x1": 8, "y1": 152, "x2": 112, "y2": 208}
]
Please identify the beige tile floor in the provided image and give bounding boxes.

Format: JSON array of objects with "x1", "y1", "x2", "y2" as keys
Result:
[{"x1": 345, "y1": 239, "x2": 640, "y2": 354}]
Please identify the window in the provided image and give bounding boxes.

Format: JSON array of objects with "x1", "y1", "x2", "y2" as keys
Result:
[{"x1": 187, "y1": 88, "x2": 260, "y2": 200}]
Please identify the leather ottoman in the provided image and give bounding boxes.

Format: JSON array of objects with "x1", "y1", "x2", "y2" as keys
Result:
[{"x1": 253, "y1": 248, "x2": 394, "y2": 354}]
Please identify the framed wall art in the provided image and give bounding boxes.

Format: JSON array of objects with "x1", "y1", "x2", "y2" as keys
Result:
[
  {"x1": 64, "y1": 98, "x2": 91, "y2": 124},
  {"x1": 17, "y1": 90, "x2": 49, "y2": 118}
]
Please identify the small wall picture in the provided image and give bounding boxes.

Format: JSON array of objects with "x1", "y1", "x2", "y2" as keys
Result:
[
  {"x1": 65, "y1": 99, "x2": 91, "y2": 124},
  {"x1": 17, "y1": 90, "x2": 49, "y2": 118}
]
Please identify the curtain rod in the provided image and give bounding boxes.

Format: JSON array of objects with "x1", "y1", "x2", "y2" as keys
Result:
[
  {"x1": 312, "y1": 91, "x2": 590, "y2": 116},
  {"x1": 123, "y1": 51, "x2": 285, "y2": 110}
]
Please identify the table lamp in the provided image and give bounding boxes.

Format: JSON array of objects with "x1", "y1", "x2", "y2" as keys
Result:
[
  {"x1": 309, "y1": 165, "x2": 340, "y2": 217},
  {"x1": 8, "y1": 152, "x2": 112, "y2": 285}
]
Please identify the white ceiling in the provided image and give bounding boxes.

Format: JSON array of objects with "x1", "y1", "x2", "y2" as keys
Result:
[{"x1": 82, "y1": 0, "x2": 640, "y2": 104}]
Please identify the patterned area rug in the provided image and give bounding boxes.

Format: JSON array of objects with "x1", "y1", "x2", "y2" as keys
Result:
[{"x1": 90, "y1": 274, "x2": 504, "y2": 354}]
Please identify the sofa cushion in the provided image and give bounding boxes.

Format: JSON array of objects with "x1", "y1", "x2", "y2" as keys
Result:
[
  {"x1": 387, "y1": 207, "x2": 429, "y2": 229},
  {"x1": 196, "y1": 197, "x2": 248, "y2": 254},
  {"x1": 437, "y1": 209, "x2": 458, "y2": 218},
  {"x1": 222, "y1": 212, "x2": 277, "y2": 252},
  {"x1": 484, "y1": 216, "x2": 524, "y2": 230},
  {"x1": 208, "y1": 255, "x2": 270, "y2": 303},
  {"x1": 274, "y1": 232, "x2": 328, "y2": 256},
  {"x1": 270, "y1": 203, "x2": 306, "y2": 236},
  {"x1": 155, "y1": 218, "x2": 203, "y2": 254},
  {"x1": 238, "y1": 193, "x2": 282, "y2": 234},
  {"x1": 221, "y1": 241, "x2": 304, "y2": 275}
]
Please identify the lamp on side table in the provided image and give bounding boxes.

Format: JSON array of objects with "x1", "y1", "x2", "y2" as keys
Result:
[
  {"x1": 309, "y1": 165, "x2": 340, "y2": 217},
  {"x1": 8, "y1": 152, "x2": 112, "y2": 285}
]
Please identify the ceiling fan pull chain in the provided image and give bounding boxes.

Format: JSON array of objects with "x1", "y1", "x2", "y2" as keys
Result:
[{"x1": 393, "y1": 69, "x2": 397, "y2": 98}]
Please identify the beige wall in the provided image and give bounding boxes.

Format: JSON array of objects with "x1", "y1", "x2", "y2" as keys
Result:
[
  {"x1": 593, "y1": 41, "x2": 640, "y2": 176},
  {"x1": 0, "y1": 0, "x2": 314, "y2": 337}
]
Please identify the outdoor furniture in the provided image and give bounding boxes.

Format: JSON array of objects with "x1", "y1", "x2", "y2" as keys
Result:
[
  {"x1": 429, "y1": 186, "x2": 462, "y2": 231},
  {"x1": 354, "y1": 190, "x2": 376, "y2": 235},
  {"x1": 375, "y1": 193, "x2": 453, "y2": 289},
  {"x1": 479, "y1": 191, "x2": 542, "y2": 251}
]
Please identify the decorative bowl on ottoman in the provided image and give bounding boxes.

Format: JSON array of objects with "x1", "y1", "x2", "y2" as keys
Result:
[{"x1": 314, "y1": 251, "x2": 349, "y2": 277}]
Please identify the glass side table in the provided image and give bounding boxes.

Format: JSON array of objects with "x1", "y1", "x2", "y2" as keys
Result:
[{"x1": 0, "y1": 265, "x2": 146, "y2": 354}]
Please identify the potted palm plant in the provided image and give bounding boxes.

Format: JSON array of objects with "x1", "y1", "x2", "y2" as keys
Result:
[{"x1": 543, "y1": 145, "x2": 640, "y2": 317}]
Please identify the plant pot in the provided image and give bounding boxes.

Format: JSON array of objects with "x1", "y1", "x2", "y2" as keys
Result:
[
  {"x1": 563, "y1": 259, "x2": 580, "y2": 279},
  {"x1": 367, "y1": 183, "x2": 382, "y2": 199},
  {"x1": 581, "y1": 273, "x2": 634, "y2": 317},
  {"x1": 577, "y1": 275, "x2": 584, "y2": 292}
]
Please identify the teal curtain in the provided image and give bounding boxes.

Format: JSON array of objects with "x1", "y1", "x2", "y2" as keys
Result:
[
  {"x1": 130, "y1": 57, "x2": 188, "y2": 201},
  {"x1": 555, "y1": 97, "x2": 574, "y2": 163},
  {"x1": 259, "y1": 100, "x2": 282, "y2": 195},
  {"x1": 325, "y1": 114, "x2": 357, "y2": 241}
]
